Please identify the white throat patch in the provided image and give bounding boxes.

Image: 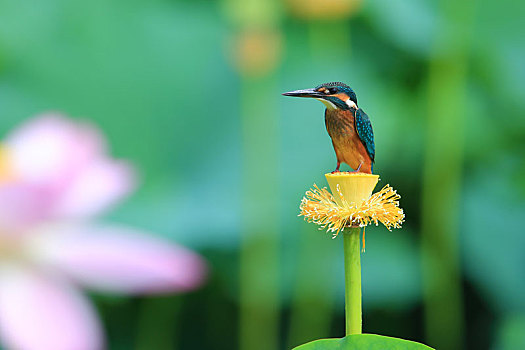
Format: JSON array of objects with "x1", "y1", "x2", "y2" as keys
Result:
[{"x1": 345, "y1": 99, "x2": 357, "y2": 109}]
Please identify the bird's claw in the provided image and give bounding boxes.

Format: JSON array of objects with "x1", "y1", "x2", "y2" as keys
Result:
[{"x1": 351, "y1": 163, "x2": 363, "y2": 173}]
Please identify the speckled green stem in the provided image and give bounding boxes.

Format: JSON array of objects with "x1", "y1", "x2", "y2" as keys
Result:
[{"x1": 343, "y1": 227, "x2": 362, "y2": 335}]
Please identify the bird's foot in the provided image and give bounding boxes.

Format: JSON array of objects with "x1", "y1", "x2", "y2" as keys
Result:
[
  {"x1": 331, "y1": 163, "x2": 341, "y2": 174},
  {"x1": 350, "y1": 163, "x2": 363, "y2": 173}
]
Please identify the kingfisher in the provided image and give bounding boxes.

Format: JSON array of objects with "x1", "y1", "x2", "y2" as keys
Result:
[{"x1": 283, "y1": 82, "x2": 375, "y2": 174}]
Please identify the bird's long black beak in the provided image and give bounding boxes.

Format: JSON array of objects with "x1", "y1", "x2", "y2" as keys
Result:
[{"x1": 282, "y1": 88, "x2": 322, "y2": 98}]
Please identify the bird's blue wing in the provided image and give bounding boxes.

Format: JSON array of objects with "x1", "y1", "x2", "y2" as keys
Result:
[{"x1": 355, "y1": 108, "x2": 375, "y2": 163}]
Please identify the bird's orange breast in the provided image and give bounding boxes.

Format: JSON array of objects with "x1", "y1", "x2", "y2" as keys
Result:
[{"x1": 325, "y1": 109, "x2": 372, "y2": 173}]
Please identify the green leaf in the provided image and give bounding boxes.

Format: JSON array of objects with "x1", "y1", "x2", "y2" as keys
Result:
[{"x1": 293, "y1": 334, "x2": 434, "y2": 350}]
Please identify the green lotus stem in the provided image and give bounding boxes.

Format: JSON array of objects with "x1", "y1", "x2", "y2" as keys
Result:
[
  {"x1": 324, "y1": 173, "x2": 378, "y2": 336},
  {"x1": 343, "y1": 227, "x2": 362, "y2": 335}
]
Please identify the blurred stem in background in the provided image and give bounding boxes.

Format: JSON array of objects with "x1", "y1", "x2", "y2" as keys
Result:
[
  {"x1": 238, "y1": 75, "x2": 280, "y2": 350},
  {"x1": 135, "y1": 296, "x2": 181, "y2": 350},
  {"x1": 287, "y1": 8, "x2": 356, "y2": 347},
  {"x1": 287, "y1": 224, "x2": 336, "y2": 348},
  {"x1": 222, "y1": 0, "x2": 283, "y2": 349},
  {"x1": 421, "y1": 0, "x2": 474, "y2": 349},
  {"x1": 308, "y1": 20, "x2": 352, "y2": 58}
]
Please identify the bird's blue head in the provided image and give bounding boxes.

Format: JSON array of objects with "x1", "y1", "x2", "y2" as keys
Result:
[{"x1": 282, "y1": 82, "x2": 358, "y2": 110}]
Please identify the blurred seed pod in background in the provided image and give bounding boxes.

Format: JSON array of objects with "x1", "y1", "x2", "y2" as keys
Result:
[{"x1": 229, "y1": 29, "x2": 282, "y2": 77}]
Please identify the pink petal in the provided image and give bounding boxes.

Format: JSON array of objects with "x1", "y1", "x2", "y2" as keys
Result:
[
  {"x1": 0, "y1": 184, "x2": 49, "y2": 234},
  {"x1": 52, "y1": 159, "x2": 136, "y2": 219},
  {"x1": 39, "y1": 225, "x2": 207, "y2": 294},
  {"x1": 5, "y1": 113, "x2": 137, "y2": 220},
  {"x1": 6, "y1": 113, "x2": 105, "y2": 187},
  {"x1": 0, "y1": 268, "x2": 103, "y2": 350}
]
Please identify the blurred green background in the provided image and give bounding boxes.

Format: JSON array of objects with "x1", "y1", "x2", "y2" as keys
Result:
[{"x1": 0, "y1": 0, "x2": 524, "y2": 349}]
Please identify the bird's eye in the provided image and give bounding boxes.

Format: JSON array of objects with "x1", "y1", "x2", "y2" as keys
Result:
[{"x1": 328, "y1": 88, "x2": 337, "y2": 94}]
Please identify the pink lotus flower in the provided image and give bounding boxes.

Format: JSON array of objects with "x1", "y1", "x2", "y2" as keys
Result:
[{"x1": 0, "y1": 114, "x2": 206, "y2": 350}]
